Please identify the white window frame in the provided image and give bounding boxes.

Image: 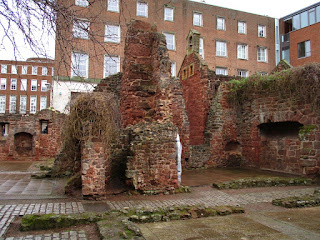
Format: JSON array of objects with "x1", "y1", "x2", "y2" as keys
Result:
[
  {"x1": 298, "y1": 40, "x2": 311, "y2": 58},
  {"x1": 41, "y1": 80, "x2": 48, "y2": 91},
  {"x1": 20, "y1": 95, "x2": 27, "y2": 114},
  {"x1": 21, "y1": 79, "x2": 27, "y2": 91},
  {"x1": 11, "y1": 65, "x2": 17, "y2": 74},
  {"x1": 21, "y1": 65, "x2": 28, "y2": 75},
  {"x1": 164, "y1": 6, "x2": 174, "y2": 21},
  {"x1": 137, "y1": 1, "x2": 148, "y2": 17},
  {"x1": 73, "y1": 19, "x2": 90, "y2": 39},
  {"x1": 199, "y1": 37, "x2": 204, "y2": 59},
  {"x1": 105, "y1": 25, "x2": 120, "y2": 43},
  {"x1": 42, "y1": 67, "x2": 48, "y2": 76},
  {"x1": 238, "y1": 21, "x2": 246, "y2": 34},
  {"x1": 104, "y1": 55, "x2": 120, "y2": 78},
  {"x1": 30, "y1": 96, "x2": 37, "y2": 114},
  {"x1": 71, "y1": 52, "x2": 89, "y2": 78},
  {"x1": 1, "y1": 64, "x2": 7, "y2": 74},
  {"x1": 1, "y1": 78, "x2": 6, "y2": 90},
  {"x1": 75, "y1": 0, "x2": 89, "y2": 7},
  {"x1": 31, "y1": 79, "x2": 37, "y2": 91},
  {"x1": 238, "y1": 69, "x2": 248, "y2": 78},
  {"x1": 237, "y1": 44, "x2": 248, "y2": 60},
  {"x1": 217, "y1": 17, "x2": 226, "y2": 30},
  {"x1": 0, "y1": 95, "x2": 5, "y2": 113},
  {"x1": 171, "y1": 61, "x2": 176, "y2": 77},
  {"x1": 258, "y1": 25, "x2": 266, "y2": 37},
  {"x1": 32, "y1": 66, "x2": 38, "y2": 75},
  {"x1": 9, "y1": 95, "x2": 16, "y2": 114},
  {"x1": 163, "y1": 32, "x2": 176, "y2": 51},
  {"x1": 10, "y1": 78, "x2": 17, "y2": 90},
  {"x1": 193, "y1": 12, "x2": 203, "y2": 27},
  {"x1": 216, "y1": 41, "x2": 227, "y2": 57},
  {"x1": 108, "y1": 0, "x2": 120, "y2": 12},
  {"x1": 40, "y1": 96, "x2": 47, "y2": 111},
  {"x1": 216, "y1": 67, "x2": 228, "y2": 76},
  {"x1": 257, "y1": 47, "x2": 268, "y2": 62}
]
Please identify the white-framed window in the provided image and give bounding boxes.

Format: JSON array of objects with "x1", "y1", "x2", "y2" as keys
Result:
[
  {"x1": 71, "y1": 52, "x2": 89, "y2": 78},
  {"x1": 258, "y1": 25, "x2": 266, "y2": 37},
  {"x1": 105, "y1": 25, "x2": 120, "y2": 43},
  {"x1": 31, "y1": 79, "x2": 37, "y2": 91},
  {"x1": 298, "y1": 40, "x2": 311, "y2": 58},
  {"x1": 216, "y1": 67, "x2": 228, "y2": 76},
  {"x1": 137, "y1": 1, "x2": 148, "y2": 17},
  {"x1": 0, "y1": 95, "x2": 6, "y2": 113},
  {"x1": 216, "y1": 41, "x2": 227, "y2": 57},
  {"x1": 10, "y1": 79, "x2": 17, "y2": 90},
  {"x1": 75, "y1": 0, "x2": 88, "y2": 7},
  {"x1": 217, "y1": 17, "x2": 225, "y2": 30},
  {"x1": 163, "y1": 32, "x2": 175, "y2": 51},
  {"x1": 9, "y1": 95, "x2": 16, "y2": 114},
  {"x1": 108, "y1": 0, "x2": 119, "y2": 12},
  {"x1": 1, "y1": 64, "x2": 7, "y2": 74},
  {"x1": 199, "y1": 37, "x2": 204, "y2": 59},
  {"x1": 21, "y1": 79, "x2": 27, "y2": 91},
  {"x1": 42, "y1": 67, "x2": 48, "y2": 75},
  {"x1": 164, "y1": 6, "x2": 174, "y2": 21},
  {"x1": 21, "y1": 65, "x2": 28, "y2": 75},
  {"x1": 30, "y1": 96, "x2": 37, "y2": 114},
  {"x1": 40, "y1": 96, "x2": 47, "y2": 111},
  {"x1": 11, "y1": 65, "x2": 17, "y2": 74},
  {"x1": 257, "y1": 47, "x2": 268, "y2": 62},
  {"x1": 238, "y1": 69, "x2": 248, "y2": 78},
  {"x1": 104, "y1": 56, "x2": 120, "y2": 77},
  {"x1": 193, "y1": 12, "x2": 203, "y2": 26},
  {"x1": 238, "y1": 21, "x2": 246, "y2": 34},
  {"x1": 20, "y1": 95, "x2": 27, "y2": 114},
  {"x1": 52, "y1": 67, "x2": 55, "y2": 76},
  {"x1": 32, "y1": 66, "x2": 38, "y2": 75},
  {"x1": 73, "y1": 19, "x2": 90, "y2": 39},
  {"x1": 171, "y1": 61, "x2": 176, "y2": 77},
  {"x1": 237, "y1": 44, "x2": 248, "y2": 60},
  {"x1": 41, "y1": 80, "x2": 48, "y2": 91},
  {"x1": 1, "y1": 78, "x2": 6, "y2": 90}
]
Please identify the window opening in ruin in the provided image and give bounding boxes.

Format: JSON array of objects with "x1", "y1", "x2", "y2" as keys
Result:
[
  {"x1": 259, "y1": 121, "x2": 303, "y2": 138},
  {"x1": 225, "y1": 141, "x2": 241, "y2": 152},
  {"x1": 41, "y1": 120, "x2": 49, "y2": 134},
  {"x1": 14, "y1": 132, "x2": 33, "y2": 156},
  {"x1": 182, "y1": 68, "x2": 187, "y2": 80},
  {"x1": 189, "y1": 64, "x2": 194, "y2": 76},
  {"x1": 0, "y1": 123, "x2": 9, "y2": 136}
]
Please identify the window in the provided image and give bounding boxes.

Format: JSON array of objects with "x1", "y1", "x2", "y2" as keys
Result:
[
  {"x1": 32, "y1": 66, "x2": 38, "y2": 75},
  {"x1": 171, "y1": 62, "x2": 176, "y2": 77},
  {"x1": 309, "y1": 8, "x2": 316, "y2": 25},
  {"x1": 20, "y1": 96, "x2": 27, "y2": 114},
  {"x1": 189, "y1": 64, "x2": 194, "y2": 76},
  {"x1": 238, "y1": 69, "x2": 248, "y2": 78},
  {"x1": 41, "y1": 80, "x2": 48, "y2": 91},
  {"x1": 10, "y1": 79, "x2": 17, "y2": 90},
  {"x1": 75, "y1": 0, "x2": 88, "y2": 7},
  {"x1": 216, "y1": 67, "x2": 228, "y2": 76},
  {"x1": 11, "y1": 65, "x2": 17, "y2": 74},
  {"x1": 1, "y1": 78, "x2": 6, "y2": 90},
  {"x1": 105, "y1": 25, "x2": 120, "y2": 43},
  {"x1": 216, "y1": 41, "x2": 227, "y2": 57},
  {"x1": 30, "y1": 96, "x2": 37, "y2": 114},
  {"x1": 1, "y1": 65, "x2": 7, "y2": 73},
  {"x1": 301, "y1": 11, "x2": 308, "y2": 28},
  {"x1": 41, "y1": 120, "x2": 49, "y2": 134},
  {"x1": 164, "y1": 7, "x2": 174, "y2": 21},
  {"x1": 217, "y1": 17, "x2": 225, "y2": 30},
  {"x1": 40, "y1": 96, "x2": 47, "y2": 111},
  {"x1": 199, "y1": 37, "x2": 204, "y2": 59},
  {"x1": 0, "y1": 123, "x2": 9, "y2": 136},
  {"x1": 52, "y1": 67, "x2": 55, "y2": 76},
  {"x1": 238, "y1": 21, "x2": 246, "y2": 34},
  {"x1": 0, "y1": 95, "x2": 5, "y2": 113},
  {"x1": 71, "y1": 52, "x2": 89, "y2": 78},
  {"x1": 31, "y1": 79, "x2": 37, "y2": 91},
  {"x1": 298, "y1": 40, "x2": 311, "y2": 58},
  {"x1": 9, "y1": 95, "x2": 16, "y2": 113},
  {"x1": 182, "y1": 68, "x2": 187, "y2": 80},
  {"x1": 21, "y1": 79, "x2": 27, "y2": 91},
  {"x1": 237, "y1": 44, "x2": 248, "y2": 60},
  {"x1": 193, "y1": 12, "x2": 203, "y2": 26},
  {"x1": 257, "y1": 47, "x2": 268, "y2": 62},
  {"x1": 137, "y1": 1, "x2": 148, "y2": 17},
  {"x1": 317, "y1": 6, "x2": 320, "y2": 23},
  {"x1": 163, "y1": 32, "x2": 175, "y2": 50},
  {"x1": 108, "y1": 0, "x2": 119, "y2": 12},
  {"x1": 258, "y1": 25, "x2": 266, "y2": 37},
  {"x1": 42, "y1": 67, "x2": 48, "y2": 75},
  {"x1": 73, "y1": 20, "x2": 90, "y2": 39},
  {"x1": 292, "y1": 14, "x2": 300, "y2": 31},
  {"x1": 282, "y1": 48, "x2": 290, "y2": 64},
  {"x1": 22, "y1": 65, "x2": 28, "y2": 75},
  {"x1": 104, "y1": 56, "x2": 120, "y2": 77}
]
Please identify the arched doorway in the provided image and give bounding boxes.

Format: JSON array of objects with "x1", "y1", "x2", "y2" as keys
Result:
[{"x1": 14, "y1": 132, "x2": 33, "y2": 157}]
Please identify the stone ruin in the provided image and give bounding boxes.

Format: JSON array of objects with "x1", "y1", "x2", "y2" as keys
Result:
[{"x1": 54, "y1": 20, "x2": 320, "y2": 199}]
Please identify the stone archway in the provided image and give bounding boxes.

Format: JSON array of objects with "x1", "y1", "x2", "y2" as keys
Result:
[{"x1": 14, "y1": 132, "x2": 33, "y2": 157}]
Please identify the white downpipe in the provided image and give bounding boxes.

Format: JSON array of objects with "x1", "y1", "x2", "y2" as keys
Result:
[{"x1": 176, "y1": 133, "x2": 182, "y2": 185}]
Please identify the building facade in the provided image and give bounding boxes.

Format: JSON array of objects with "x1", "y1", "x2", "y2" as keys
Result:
[
  {"x1": 279, "y1": 2, "x2": 320, "y2": 66},
  {"x1": 55, "y1": 0, "x2": 276, "y2": 80}
]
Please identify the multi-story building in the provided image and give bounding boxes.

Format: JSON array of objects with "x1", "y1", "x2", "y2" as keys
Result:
[
  {"x1": 279, "y1": 2, "x2": 320, "y2": 66},
  {"x1": 55, "y1": 0, "x2": 276, "y2": 80}
]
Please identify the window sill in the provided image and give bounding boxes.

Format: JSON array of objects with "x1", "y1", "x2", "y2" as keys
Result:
[{"x1": 107, "y1": 10, "x2": 120, "y2": 13}]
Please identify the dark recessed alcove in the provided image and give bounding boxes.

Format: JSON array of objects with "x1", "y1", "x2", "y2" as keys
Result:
[{"x1": 259, "y1": 121, "x2": 303, "y2": 138}]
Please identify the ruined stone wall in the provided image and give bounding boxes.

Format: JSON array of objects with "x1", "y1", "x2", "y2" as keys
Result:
[{"x1": 0, "y1": 109, "x2": 65, "y2": 161}]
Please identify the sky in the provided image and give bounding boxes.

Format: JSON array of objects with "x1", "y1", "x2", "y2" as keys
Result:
[{"x1": 0, "y1": 0, "x2": 319, "y2": 61}]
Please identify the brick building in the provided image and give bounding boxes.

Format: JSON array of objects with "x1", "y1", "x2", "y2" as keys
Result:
[
  {"x1": 55, "y1": 0, "x2": 276, "y2": 80},
  {"x1": 279, "y1": 2, "x2": 320, "y2": 66}
]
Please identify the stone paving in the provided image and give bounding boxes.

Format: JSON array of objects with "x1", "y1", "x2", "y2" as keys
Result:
[{"x1": 4, "y1": 230, "x2": 88, "y2": 240}]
